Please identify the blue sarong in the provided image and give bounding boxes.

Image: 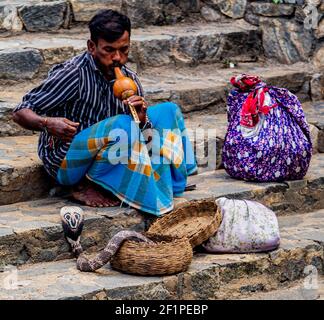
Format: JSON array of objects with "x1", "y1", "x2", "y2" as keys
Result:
[{"x1": 57, "y1": 102, "x2": 197, "y2": 215}]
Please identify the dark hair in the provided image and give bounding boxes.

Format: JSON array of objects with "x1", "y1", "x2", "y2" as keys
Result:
[{"x1": 88, "y1": 9, "x2": 131, "y2": 44}]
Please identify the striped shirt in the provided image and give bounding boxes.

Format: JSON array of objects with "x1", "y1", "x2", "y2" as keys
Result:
[{"x1": 13, "y1": 51, "x2": 144, "y2": 178}]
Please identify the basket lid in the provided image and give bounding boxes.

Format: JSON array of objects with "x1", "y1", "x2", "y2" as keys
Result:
[{"x1": 147, "y1": 200, "x2": 222, "y2": 248}]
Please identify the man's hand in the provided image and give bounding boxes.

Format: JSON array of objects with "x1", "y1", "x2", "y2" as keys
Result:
[
  {"x1": 123, "y1": 95, "x2": 148, "y2": 124},
  {"x1": 12, "y1": 109, "x2": 79, "y2": 142},
  {"x1": 46, "y1": 118, "x2": 79, "y2": 142}
]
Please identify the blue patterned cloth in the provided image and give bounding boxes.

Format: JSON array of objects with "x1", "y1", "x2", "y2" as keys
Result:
[{"x1": 57, "y1": 102, "x2": 197, "y2": 215}]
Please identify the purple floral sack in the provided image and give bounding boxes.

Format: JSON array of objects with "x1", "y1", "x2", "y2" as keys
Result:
[{"x1": 222, "y1": 80, "x2": 312, "y2": 182}]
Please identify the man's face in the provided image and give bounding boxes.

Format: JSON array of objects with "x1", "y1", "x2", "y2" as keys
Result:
[{"x1": 88, "y1": 30, "x2": 130, "y2": 77}]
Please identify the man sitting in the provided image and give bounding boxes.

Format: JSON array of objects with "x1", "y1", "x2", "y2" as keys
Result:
[{"x1": 12, "y1": 10, "x2": 197, "y2": 215}]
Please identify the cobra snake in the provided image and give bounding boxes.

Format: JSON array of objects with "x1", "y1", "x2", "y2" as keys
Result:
[{"x1": 60, "y1": 206, "x2": 153, "y2": 272}]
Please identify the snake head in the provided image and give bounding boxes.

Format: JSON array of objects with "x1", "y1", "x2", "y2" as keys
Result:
[{"x1": 60, "y1": 206, "x2": 85, "y2": 242}]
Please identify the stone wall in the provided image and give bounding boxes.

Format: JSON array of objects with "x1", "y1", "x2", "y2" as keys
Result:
[
  {"x1": 201, "y1": 0, "x2": 324, "y2": 67},
  {"x1": 0, "y1": 0, "x2": 323, "y2": 67}
]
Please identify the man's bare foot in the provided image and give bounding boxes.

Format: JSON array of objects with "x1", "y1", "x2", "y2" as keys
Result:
[{"x1": 72, "y1": 180, "x2": 120, "y2": 208}]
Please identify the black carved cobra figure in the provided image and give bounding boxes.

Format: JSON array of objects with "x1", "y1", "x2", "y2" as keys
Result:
[{"x1": 60, "y1": 206, "x2": 84, "y2": 256}]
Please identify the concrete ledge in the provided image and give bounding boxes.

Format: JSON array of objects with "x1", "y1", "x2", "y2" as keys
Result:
[{"x1": 0, "y1": 210, "x2": 323, "y2": 300}]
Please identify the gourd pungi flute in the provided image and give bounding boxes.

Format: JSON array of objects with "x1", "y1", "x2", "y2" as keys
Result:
[{"x1": 113, "y1": 67, "x2": 141, "y2": 124}]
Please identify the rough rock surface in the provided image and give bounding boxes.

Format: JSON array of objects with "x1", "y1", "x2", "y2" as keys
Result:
[
  {"x1": 215, "y1": 0, "x2": 247, "y2": 19},
  {"x1": 304, "y1": 101, "x2": 324, "y2": 152},
  {"x1": 18, "y1": 1, "x2": 68, "y2": 32},
  {"x1": 121, "y1": 0, "x2": 164, "y2": 28},
  {"x1": 0, "y1": 48, "x2": 43, "y2": 80},
  {"x1": 0, "y1": 3, "x2": 23, "y2": 32},
  {"x1": 200, "y1": 5, "x2": 223, "y2": 22},
  {"x1": 243, "y1": 276, "x2": 324, "y2": 300},
  {"x1": 69, "y1": 0, "x2": 122, "y2": 22},
  {"x1": 311, "y1": 74, "x2": 324, "y2": 101},
  {"x1": 314, "y1": 45, "x2": 324, "y2": 69},
  {"x1": 316, "y1": 18, "x2": 324, "y2": 38},
  {"x1": 250, "y1": 3, "x2": 295, "y2": 17},
  {"x1": 260, "y1": 18, "x2": 314, "y2": 64},
  {"x1": 129, "y1": 21, "x2": 261, "y2": 69}
]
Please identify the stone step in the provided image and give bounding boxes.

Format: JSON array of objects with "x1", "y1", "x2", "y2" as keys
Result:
[
  {"x1": 0, "y1": 101, "x2": 34, "y2": 137},
  {"x1": 0, "y1": 153, "x2": 324, "y2": 266},
  {"x1": 0, "y1": 135, "x2": 48, "y2": 205},
  {"x1": 0, "y1": 20, "x2": 261, "y2": 82},
  {"x1": 0, "y1": 209, "x2": 323, "y2": 300},
  {"x1": 0, "y1": 0, "x2": 205, "y2": 35},
  {"x1": 0, "y1": 61, "x2": 317, "y2": 137},
  {"x1": 242, "y1": 276, "x2": 324, "y2": 300},
  {"x1": 0, "y1": 99, "x2": 323, "y2": 205},
  {"x1": 141, "y1": 61, "x2": 315, "y2": 113},
  {"x1": 303, "y1": 101, "x2": 324, "y2": 153}
]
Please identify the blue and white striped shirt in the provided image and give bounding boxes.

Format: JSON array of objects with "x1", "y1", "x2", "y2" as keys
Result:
[{"x1": 13, "y1": 52, "x2": 144, "y2": 178}]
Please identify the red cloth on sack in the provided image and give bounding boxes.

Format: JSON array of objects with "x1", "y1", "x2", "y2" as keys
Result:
[{"x1": 230, "y1": 74, "x2": 277, "y2": 128}]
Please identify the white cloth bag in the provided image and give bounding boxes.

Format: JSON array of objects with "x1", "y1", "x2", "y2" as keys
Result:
[{"x1": 203, "y1": 197, "x2": 280, "y2": 253}]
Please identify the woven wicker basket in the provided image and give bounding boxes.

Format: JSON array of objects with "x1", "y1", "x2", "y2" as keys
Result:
[
  {"x1": 147, "y1": 200, "x2": 222, "y2": 248},
  {"x1": 110, "y1": 234, "x2": 193, "y2": 276}
]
